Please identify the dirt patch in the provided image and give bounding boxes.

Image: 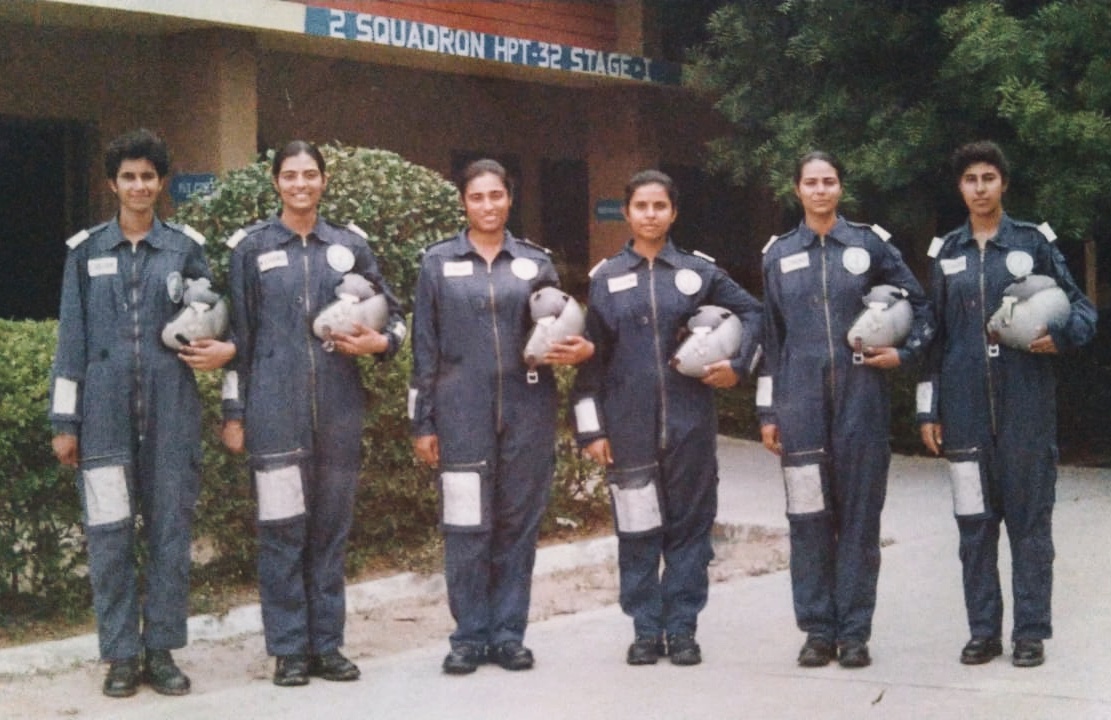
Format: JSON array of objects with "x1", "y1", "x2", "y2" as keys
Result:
[{"x1": 0, "y1": 526, "x2": 788, "y2": 719}]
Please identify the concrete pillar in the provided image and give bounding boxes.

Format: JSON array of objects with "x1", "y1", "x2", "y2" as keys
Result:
[
  {"x1": 161, "y1": 29, "x2": 259, "y2": 176},
  {"x1": 586, "y1": 86, "x2": 658, "y2": 264}
]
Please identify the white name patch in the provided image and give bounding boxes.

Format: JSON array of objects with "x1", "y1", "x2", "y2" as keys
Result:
[
  {"x1": 607, "y1": 273, "x2": 638, "y2": 293},
  {"x1": 940, "y1": 256, "x2": 967, "y2": 275},
  {"x1": 779, "y1": 252, "x2": 810, "y2": 274},
  {"x1": 257, "y1": 250, "x2": 289, "y2": 273},
  {"x1": 443, "y1": 261, "x2": 474, "y2": 277},
  {"x1": 87, "y1": 257, "x2": 118, "y2": 277}
]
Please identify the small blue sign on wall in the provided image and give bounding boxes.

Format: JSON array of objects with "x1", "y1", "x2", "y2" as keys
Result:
[
  {"x1": 170, "y1": 173, "x2": 216, "y2": 205},
  {"x1": 594, "y1": 199, "x2": 625, "y2": 222}
]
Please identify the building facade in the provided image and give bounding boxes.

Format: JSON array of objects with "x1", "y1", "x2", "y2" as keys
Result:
[{"x1": 0, "y1": 0, "x2": 774, "y2": 318}]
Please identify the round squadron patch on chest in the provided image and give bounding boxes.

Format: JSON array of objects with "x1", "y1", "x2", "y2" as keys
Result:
[
  {"x1": 166, "y1": 271, "x2": 184, "y2": 303},
  {"x1": 327, "y1": 244, "x2": 356, "y2": 273},
  {"x1": 842, "y1": 247, "x2": 871, "y2": 275},
  {"x1": 674, "y1": 268, "x2": 703, "y2": 295},
  {"x1": 1005, "y1": 250, "x2": 1034, "y2": 278},
  {"x1": 511, "y1": 257, "x2": 539, "y2": 280}
]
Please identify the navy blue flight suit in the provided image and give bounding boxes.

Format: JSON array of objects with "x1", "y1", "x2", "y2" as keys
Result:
[
  {"x1": 409, "y1": 231, "x2": 560, "y2": 653},
  {"x1": 758, "y1": 218, "x2": 933, "y2": 646},
  {"x1": 223, "y1": 216, "x2": 403, "y2": 658},
  {"x1": 917, "y1": 215, "x2": 1096, "y2": 642},
  {"x1": 572, "y1": 240, "x2": 763, "y2": 641},
  {"x1": 49, "y1": 218, "x2": 211, "y2": 661}
]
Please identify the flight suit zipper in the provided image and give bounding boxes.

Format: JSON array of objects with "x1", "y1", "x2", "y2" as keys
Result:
[
  {"x1": 302, "y1": 237, "x2": 319, "y2": 431},
  {"x1": 978, "y1": 246, "x2": 997, "y2": 436},
  {"x1": 486, "y1": 259, "x2": 504, "y2": 430},
  {"x1": 647, "y1": 259, "x2": 668, "y2": 449},
  {"x1": 819, "y1": 237, "x2": 837, "y2": 401},
  {"x1": 129, "y1": 243, "x2": 144, "y2": 443}
]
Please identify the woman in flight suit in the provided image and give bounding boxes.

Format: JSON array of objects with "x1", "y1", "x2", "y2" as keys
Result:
[
  {"x1": 409, "y1": 159, "x2": 593, "y2": 675},
  {"x1": 572, "y1": 169, "x2": 763, "y2": 667},
  {"x1": 758, "y1": 151, "x2": 933, "y2": 669},
  {"x1": 222, "y1": 140, "x2": 405, "y2": 687}
]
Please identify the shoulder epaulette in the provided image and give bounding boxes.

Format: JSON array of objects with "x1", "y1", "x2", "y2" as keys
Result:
[
  {"x1": 588, "y1": 258, "x2": 607, "y2": 278},
  {"x1": 690, "y1": 249, "x2": 717, "y2": 264},
  {"x1": 1036, "y1": 222, "x2": 1057, "y2": 243},
  {"x1": 167, "y1": 222, "x2": 206, "y2": 246},
  {"x1": 927, "y1": 236, "x2": 945, "y2": 259},
  {"x1": 520, "y1": 238, "x2": 552, "y2": 255},
  {"x1": 845, "y1": 219, "x2": 891, "y2": 242},
  {"x1": 225, "y1": 220, "x2": 268, "y2": 249},
  {"x1": 761, "y1": 235, "x2": 779, "y2": 255},
  {"x1": 346, "y1": 222, "x2": 368, "y2": 239},
  {"x1": 65, "y1": 222, "x2": 109, "y2": 249}
]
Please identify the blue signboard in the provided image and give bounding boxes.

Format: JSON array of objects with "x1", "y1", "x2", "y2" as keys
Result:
[
  {"x1": 594, "y1": 199, "x2": 625, "y2": 222},
  {"x1": 170, "y1": 173, "x2": 216, "y2": 205},
  {"x1": 304, "y1": 7, "x2": 681, "y2": 85}
]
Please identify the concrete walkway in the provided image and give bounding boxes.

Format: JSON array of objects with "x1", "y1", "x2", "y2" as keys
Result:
[{"x1": 3, "y1": 437, "x2": 1110, "y2": 719}]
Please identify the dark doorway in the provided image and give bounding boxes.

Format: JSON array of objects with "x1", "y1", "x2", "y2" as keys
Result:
[
  {"x1": 0, "y1": 118, "x2": 92, "y2": 319},
  {"x1": 540, "y1": 158, "x2": 589, "y2": 299}
]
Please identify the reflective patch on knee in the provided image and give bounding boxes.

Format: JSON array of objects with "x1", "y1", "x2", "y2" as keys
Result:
[
  {"x1": 783, "y1": 464, "x2": 824, "y2": 514},
  {"x1": 256, "y1": 465, "x2": 306, "y2": 522},
  {"x1": 949, "y1": 461, "x2": 985, "y2": 516},
  {"x1": 607, "y1": 464, "x2": 662, "y2": 536},
  {"x1": 442, "y1": 471, "x2": 482, "y2": 528},
  {"x1": 574, "y1": 397, "x2": 601, "y2": 434},
  {"x1": 83, "y1": 465, "x2": 130, "y2": 526}
]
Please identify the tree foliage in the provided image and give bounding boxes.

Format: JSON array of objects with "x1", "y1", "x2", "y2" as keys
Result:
[{"x1": 687, "y1": 0, "x2": 1111, "y2": 244}]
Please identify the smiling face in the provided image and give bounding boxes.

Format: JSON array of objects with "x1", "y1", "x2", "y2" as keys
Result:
[
  {"x1": 463, "y1": 171, "x2": 511, "y2": 235},
  {"x1": 108, "y1": 158, "x2": 164, "y2": 216},
  {"x1": 958, "y1": 161, "x2": 1006, "y2": 219},
  {"x1": 623, "y1": 182, "x2": 677, "y2": 246},
  {"x1": 795, "y1": 159, "x2": 842, "y2": 222},
  {"x1": 274, "y1": 151, "x2": 326, "y2": 215}
]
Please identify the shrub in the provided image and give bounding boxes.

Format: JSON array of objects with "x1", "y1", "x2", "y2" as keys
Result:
[{"x1": 0, "y1": 320, "x2": 89, "y2": 623}]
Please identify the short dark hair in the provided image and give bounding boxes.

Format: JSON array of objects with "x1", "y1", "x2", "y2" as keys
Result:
[
  {"x1": 272, "y1": 140, "x2": 327, "y2": 178},
  {"x1": 105, "y1": 129, "x2": 170, "y2": 179},
  {"x1": 794, "y1": 150, "x2": 845, "y2": 185},
  {"x1": 951, "y1": 141, "x2": 1009, "y2": 182},
  {"x1": 624, "y1": 169, "x2": 678, "y2": 209},
  {"x1": 456, "y1": 158, "x2": 513, "y2": 198}
]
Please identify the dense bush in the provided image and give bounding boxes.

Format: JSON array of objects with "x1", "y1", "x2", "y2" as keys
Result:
[{"x1": 0, "y1": 320, "x2": 89, "y2": 623}]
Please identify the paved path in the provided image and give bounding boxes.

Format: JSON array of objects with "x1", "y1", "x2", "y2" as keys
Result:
[{"x1": 4, "y1": 437, "x2": 1110, "y2": 719}]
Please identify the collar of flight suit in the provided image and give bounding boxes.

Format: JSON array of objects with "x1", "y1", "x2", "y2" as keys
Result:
[
  {"x1": 613, "y1": 237, "x2": 684, "y2": 271},
  {"x1": 94, "y1": 216, "x2": 176, "y2": 252},
  {"x1": 951, "y1": 212, "x2": 1022, "y2": 251},
  {"x1": 265, "y1": 214, "x2": 346, "y2": 248},
  {"x1": 793, "y1": 216, "x2": 866, "y2": 250},
  {"x1": 444, "y1": 229, "x2": 531, "y2": 260}
]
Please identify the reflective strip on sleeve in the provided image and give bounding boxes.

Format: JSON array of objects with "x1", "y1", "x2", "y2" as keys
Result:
[
  {"x1": 949, "y1": 461, "x2": 985, "y2": 516},
  {"x1": 574, "y1": 398, "x2": 601, "y2": 434},
  {"x1": 83, "y1": 466, "x2": 130, "y2": 526},
  {"x1": 256, "y1": 465, "x2": 306, "y2": 522},
  {"x1": 407, "y1": 387, "x2": 418, "y2": 420},
  {"x1": 442, "y1": 471, "x2": 482, "y2": 527},
  {"x1": 916, "y1": 382, "x2": 933, "y2": 414},
  {"x1": 221, "y1": 371, "x2": 239, "y2": 401},
  {"x1": 53, "y1": 378, "x2": 78, "y2": 415},
  {"x1": 755, "y1": 376, "x2": 772, "y2": 408},
  {"x1": 783, "y1": 464, "x2": 824, "y2": 515}
]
